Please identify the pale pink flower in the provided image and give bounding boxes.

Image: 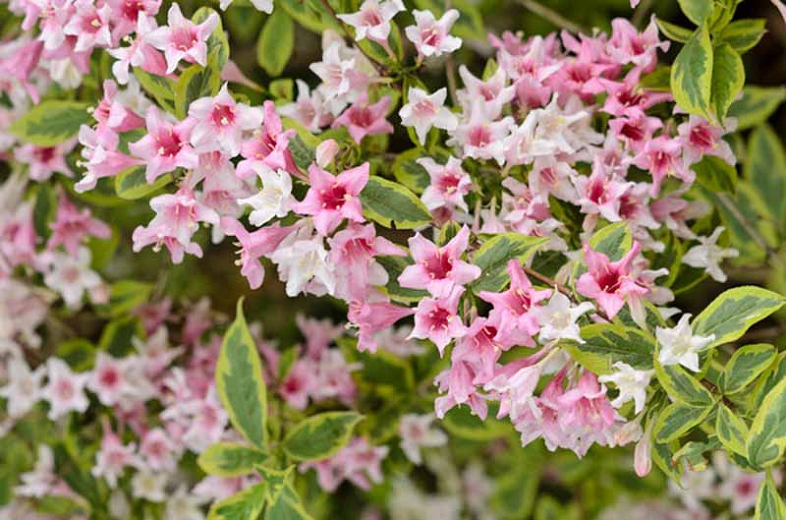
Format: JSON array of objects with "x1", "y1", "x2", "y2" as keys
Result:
[
  {"x1": 447, "y1": 102, "x2": 514, "y2": 165},
  {"x1": 409, "y1": 286, "x2": 467, "y2": 354},
  {"x1": 0, "y1": 357, "x2": 45, "y2": 418},
  {"x1": 189, "y1": 83, "x2": 264, "y2": 156},
  {"x1": 418, "y1": 156, "x2": 472, "y2": 211},
  {"x1": 399, "y1": 413, "x2": 447, "y2": 464},
  {"x1": 47, "y1": 194, "x2": 111, "y2": 255},
  {"x1": 93, "y1": 420, "x2": 140, "y2": 488},
  {"x1": 348, "y1": 298, "x2": 414, "y2": 353},
  {"x1": 62, "y1": 0, "x2": 113, "y2": 52},
  {"x1": 309, "y1": 42, "x2": 356, "y2": 101},
  {"x1": 146, "y1": 3, "x2": 218, "y2": 74},
  {"x1": 139, "y1": 428, "x2": 178, "y2": 473},
  {"x1": 457, "y1": 65, "x2": 516, "y2": 119},
  {"x1": 43, "y1": 248, "x2": 104, "y2": 309},
  {"x1": 280, "y1": 359, "x2": 316, "y2": 409},
  {"x1": 236, "y1": 101, "x2": 297, "y2": 178},
  {"x1": 399, "y1": 87, "x2": 458, "y2": 145},
  {"x1": 405, "y1": 9, "x2": 462, "y2": 58},
  {"x1": 107, "y1": 13, "x2": 168, "y2": 84},
  {"x1": 398, "y1": 225, "x2": 480, "y2": 296},
  {"x1": 332, "y1": 94, "x2": 394, "y2": 144},
  {"x1": 76, "y1": 125, "x2": 143, "y2": 192},
  {"x1": 338, "y1": 0, "x2": 405, "y2": 43},
  {"x1": 41, "y1": 358, "x2": 90, "y2": 420},
  {"x1": 293, "y1": 162, "x2": 369, "y2": 235},
  {"x1": 128, "y1": 107, "x2": 199, "y2": 183},
  {"x1": 15, "y1": 141, "x2": 75, "y2": 181},
  {"x1": 279, "y1": 79, "x2": 334, "y2": 131}
]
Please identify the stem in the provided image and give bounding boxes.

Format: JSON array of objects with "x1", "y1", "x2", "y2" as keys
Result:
[
  {"x1": 717, "y1": 192, "x2": 785, "y2": 268},
  {"x1": 516, "y1": 0, "x2": 585, "y2": 34},
  {"x1": 631, "y1": 0, "x2": 654, "y2": 28},
  {"x1": 444, "y1": 0, "x2": 459, "y2": 106}
]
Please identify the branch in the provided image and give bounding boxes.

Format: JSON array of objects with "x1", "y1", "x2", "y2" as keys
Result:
[
  {"x1": 717, "y1": 192, "x2": 785, "y2": 269},
  {"x1": 515, "y1": 0, "x2": 585, "y2": 34}
]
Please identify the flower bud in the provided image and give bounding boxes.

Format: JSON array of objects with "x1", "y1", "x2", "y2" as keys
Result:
[
  {"x1": 634, "y1": 431, "x2": 652, "y2": 477},
  {"x1": 316, "y1": 139, "x2": 339, "y2": 168}
]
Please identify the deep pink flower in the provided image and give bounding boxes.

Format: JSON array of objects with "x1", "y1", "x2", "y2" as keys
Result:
[
  {"x1": 15, "y1": 141, "x2": 76, "y2": 182},
  {"x1": 76, "y1": 126, "x2": 143, "y2": 192},
  {"x1": 146, "y1": 3, "x2": 218, "y2": 74},
  {"x1": 633, "y1": 135, "x2": 693, "y2": 195},
  {"x1": 600, "y1": 69, "x2": 671, "y2": 119},
  {"x1": 237, "y1": 101, "x2": 297, "y2": 178},
  {"x1": 189, "y1": 83, "x2": 264, "y2": 156},
  {"x1": 106, "y1": 0, "x2": 162, "y2": 40},
  {"x1": 294, "y1": 162, "x2": 369, "y2": 235},
  {"x1": 398, "y1": 225, "x2": 480, "y2": 296},
  {"x1": 419, "y1": 156, "x2": 473, "y2": 212},
  {"x1": 608, "y1": 17, "x2": 669, "y2": 72},
  {"x1": 557, "y1": 371, "x2": 616, "y2": 431},
  {"x1": 677, "y1": 115, "x2": 736, "y2": 166},
  {"x1": 221, "y1": 217, "x2": 295, "y2": 289},
  {"x1": 409, "y1": 286, "x2": 467, "y2": 354},
  {"x1": 348, "y1": 298, "x2": 414, "y2": 353},
  {"x1": 575, "y1": 241, "x2": 649, "y2": 319},
  {"x1": 129, "y1": 107, "x2": 199, "y2": 183},
  {"x1": 92, "y1": 80, "x2": 145, "y2": 139},
  {"x1": 332, "y1": 94, "x2": 394, "y2": 144}
]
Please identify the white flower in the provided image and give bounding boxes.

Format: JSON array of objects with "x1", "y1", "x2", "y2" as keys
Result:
[
  {"x1": 40, "y1": 358, "x2": 89, "y2": 420},
  {"x1": 337, "y1": 0, "x2": 405, "y2": 42},
  {"x1": 14, "y1": 446, "x2": 57, "y2": 498},
  {"x1": 598, "y1": 362, "x2": 654, "y2": 414},
  {"x1": 656, "y1": 314, "x2": 714, "y2": 372},
  {"x1": 399, "y1": 87, "x2": 458, "y2": 145},
  {"x1": 43, "y1": 247, "x2": 103, "y2": 309},
  {"x1": 404, "y1": 9, "x2": 462, "y2": 58},
  {"x1": 682, "y1": 227, "x2": 738, "y2": 282},
  {"x1": 398, "y1": 413, "x2": 447, "y2": 464},
  {"x1": 269, "y1": 230, "x2": 336, "y2": 297},
  {"x1": 0, "y1": 357, "x2": 44, "y2": 418},
  {"x1": 238, "y1": 167, "x2": 295, "y2": 226},
  {"x1": 538, "y1": 291, "x2": 594, "y2": 343},
  {"x1": 309, "y1": 42, "x2": 356, "y2": 102},
  {"x1": 166, "y1": 485, "x2": 208, "y2": 520},
  {"x1": 131, "y1": 471, "x2": 168, "y2": 503}
]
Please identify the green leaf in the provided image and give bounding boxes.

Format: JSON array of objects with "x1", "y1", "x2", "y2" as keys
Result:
[
  {"x1": 729, "y1": 86, "x2": 786, "y2": 130},
  {"x1": 265, "y1": 485, "x2": 314, "y2": 520},
  {"x1": 359, "y1": 176, "x2": 432, "y2": 229},
  {"x1": 442, "y1": 403, "x2": 510, "y2": 441},
  {"x1": 342, "y1": 343, "x2": 415, "y2": 392},
  {"x1": 754, "y1": 471, "x2": 786, "y2": 520},
  {"x1": 278, "y1": 0, "x2": 326, "y2": 33},
  {"x1": 589, "y1": 222, "x2": 632, "y2": 261},
  {"x1": 174, "y1": 60, "x2": 221, "y2": 119},
  {"x1": 652, "y1": 436, "x2": 683, "y2": 481},
  {"x1": 654, "y1": 361, "x2": 714, "y2": 406},
  {"x1": 193, "y1": 7, "x2": 230, "y2": 69},
  {"x1": 692, "y1": 286, "x2": 785, "y2": 349},
  {"x1": 471, "y1": 233, "x2": 549, "y2": 293},
  {"x1": 225, "y1": 4, "x2": 265, "y2": 43},
  {"x1": 98, "y1": 316, "x2": 143, "y2": 357},
  {"x1": 748, "y1": 376, "x2": 786, "y2": 468},
  {"x1": 656, "y1": 19, "x2": 693, "y2": 43},
  {"x1": 746, "y1": 125, "x2": 786, "y2": 224},
  {"x1": 257, "y1": 9, "x2": 294, "y2": 76},
  {"x1": 716, "y1": 403, "x2": 749, "y2": 456},
  {"x1": 671, "y1": 24, "x2": 713, "y2": 119},
  {"x1": 258, "y1": 466, "x2": 293, "y2": 505},
  {"x1": 207, "y1": 483, "x2": 267, "y2": 520},
  {"x1": 114, "y1": 166, "x2": 172, "y2": 200},
  {"x1": 197, "y1": 443, "x2": 267, "y2": 477},
  {"x1": 710, "y1": 43, "x2": 745, "y2": 122},
  {"x1": 567, "y1": 324, "x2": 656, "y2": 374},
  {"x1": 719, "y1": 19, "x2": 767, "y2": 54},
  {"x1": 692, "y1": 155, "x2": 737, "y2": 193},
  {"x1": 56, "y1": 339, "x2": 96, "y2": 371},
  {"x1": 721, "y1": 343, "x2": 777, "y2": 394},
  {"x1": 10, "y1": 101, "x2": 90, "y2": 146},
  {"x1": 216, "y1": 299, "x2": 268, "y2": 450},
  {"x1": 134, "y1": 68, "x2": 176, "y2": 113},
  {"x1": 270, "y1": 78, "x2": 294, "y2": 101},
  {"x1": 678, "y1": 0, "x2": 713, "y2": 26},
  {"x1": 52, "y1": 444, "x2": 104, "y2": 512},
  {"x1": 33, "y1": 183, "x2": 57, "y2": 239},
  {"x1": 491, "y1": 460, "x2": 540, "y2": 519},
  {"x1": 282, "y1": 411, "x2": 362, "y2": 461},
  {"x1": 107, "y1": 280, "x2": 153, "y2": 317},
  {"x1": 654, "y1": 403, "x2": 712, "y2": 443}
]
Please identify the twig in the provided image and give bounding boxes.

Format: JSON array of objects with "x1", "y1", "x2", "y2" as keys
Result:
[
  {"x1": 444, "y1": 0, "x2": 459, "y2": 105},
  {"x1": 516, "y1": 0, "x2": 585, "y2": 34},
  {"x1": 631, "y1": 0, "x2": 655, "y2": 28},
  {"x1": 717, "y1": 192, "x2": 785, "y2": 268}
]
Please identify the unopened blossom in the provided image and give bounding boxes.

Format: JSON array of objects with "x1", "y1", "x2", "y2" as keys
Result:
[
  {"x1": 399, "y1": 87, "x2": 458, "y2": 145},
  {"x1": 405, "y1": 9, "x2": 462, "y2": 58},
  {"x1": 399, "y1": 413, "x2": 447, "y2": 464},
  {"x1": 43, "y1": 248, "x2": 104, "y2": 309},
  {"x1": 0, "y1": 357, "x2": 44, "y2": 418},
  {"x1": 398, "y1": 226, "x2": 480, "y2": 296},
  {"x1": 576, "y1": 242, "x2": 649, "y2": 320},
  {"x1": 221, "y1": 217, "x2": 295, "y2": 289},
  {"x1": 14, "y1": 141, "x2": 75, "y2": 181},
  {"x1": 598, "y1": 362, "x2": 654, "y2": 413},
  {"x1": 131, "y1": 471, "x2": 168, "y2": 502},
  {"x1": 48, "y1": 194, "x2": 111, "y2": 255},
  {"x1": 128, "y1": 107, "x2": 199, "y2": 183},
  {"x1": 337, "y1": 0, "x2": 405, "y2": 43},
  {"x1": 634, "y1": 428, "x2": 652, "y2": 477},
  {"x1": 316, "y1": 139, "x2": 340, "y2": 168},
  {"x1": 237, "y1": 101, "x2": 297, "y2": 178},
  {"x1": 238, "y1": 167, "x2": 295, "y2": 227},
  {"x1": 418, "y1": 156, "x2": 472, "y2": 211},
  {"x1": 294, "y1": 163, "x2": 369, "y2": 235},
  {"x1": 409, "y1": 286, "x2": 467, "y2": 354},
  {"x1": 41, "y1": 358, "x2": 90, "y2": 420},
  {"x1": 188, "y1": 83, "x2": 264, "y2": 156},
  {"x1": 332, "y1": 94, "x2": 394, "y2": 144},
  {"x1": 147, "y1": 3, "x2": 219, "y2": 73},
  {"x1": 656, "y1": 314, "x2": 714, "y2": 372},
  {"x1": 682, "y1": 227, "x2": 738, "y2": 282},
  {"x1": 537, "y1": 291, "x2": 594, "y2": 343}
]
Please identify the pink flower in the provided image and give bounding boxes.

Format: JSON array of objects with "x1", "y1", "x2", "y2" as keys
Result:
[
  {"x1": 399, "y1": 87, "x2": 458, "y2": 145},
  {"x1": 146, "y1": 3, "x2": 218, "y2": 74},
  {"x1": 677, "y1": 115, "x2": 736, "y2": 166},
  {"x1": 76, "y1": 126, "x2": 143, "y2": 192},
  {"x1": 600, "y1": 68, "x2": 671, "y2": 119},
  {"x1": 294, "y1": 162, "x2": 369, "y2": 235},
  {"x1": 300, "y1": 438, "x2": 388, "y2": 492},
  {"x1": 280, "y1": 359, "x2": 316, "y2": 409},
  {"x1": 398, "y1": 225, "x2": 480, "y2": 296},
  {"x1": 557, "y1": 371, "x2": 616, "y2": 431},
  {"x1": 221, "y1": 217, "x2": 295, "y2": 289},
  {"x1": 132, "y1": 186, "x2": 220, "y2": 263},
  {"x1": 608, "y1": 17, "x2": 669, "y2": 72},
  {"x1": 332, "y1": 94, "x2": 394, "y2": 144},
  {"x1": 434, "y1": 361, "x2": 488, "y2": 419},
  {"x1": 47, "y1": 194, "x2": 111, "y2": 255},
  {"x1": 348, "y1": 298, "x2": 414, "y2": 353},
  {"x1": 452, "y1": 315, "x2": 515, "y2": 384},
  {"x1": 87, "y1": 353, "x2": 129, "y2": 406},
  {"x1": 447, "y1": 102, "x2": 514, "y2": 165},
  {"x1": 15, "y1": 141, "x2": 76, "y2": 182},
  {"x1": 62, "y1": 0, "x2": 113, "y2": 53},
  {"x1": 478, "y1": 259, "x2": 551, "y2": 346},
  {"x1": 279, "y1": 79, "x2": 334, "y2": 131},
  {"x1": 418, "y1": 156, "x2": 472, "y2": 211},
  {"x1": 139, "y1": 428, "x2": 177, "y2": 473},
  {"x1": 405, "y1": 9, "x2": 462, "y2": 58},
  {"x1": 107, "y1": 14, "x2": 168, "y2": 84},
  {"x1": 91, "y1": 80, "x2": 145, "y2": 138},
  {"x1": 633, "y1": 135, "x2": 693, "y2": 195},
  {"x1": 92, "y1": 420, "x2": 140, "y2": 488},
  {"x1": 337, "y1": 0, "x2": 405, "y2": 43},
  {"x1": 409, "y1": 286, "x2": 467, "y2": 354},
  {"x1": 188, "y1": 83, "x2": 264, "y2": 156},
  {"x1": 576, "y1": 241, "x2": 649, "y2": 319},
  {"x1": 457, "y1": 65, "x2": 516, "y2": 118},
  {"x1": 237, "y1": 101, "x2": 297, "y2": 178},
  {"x1": 41, "y1": 358, "x2": 89, "y2": 420},
  {"x1": 128, "y1": 107, "x2": 199, "y2": 183},
  {"x1": 574, "y1": 169, "x2": 632, "y2": 224},
  {"x1": 106, "y1": 0, "x2": 162, "y2": 40}
]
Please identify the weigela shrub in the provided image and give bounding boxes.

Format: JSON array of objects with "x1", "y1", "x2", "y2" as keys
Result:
[{"x1": 2, "y1": 0, "x2": 786, "y2": 518}]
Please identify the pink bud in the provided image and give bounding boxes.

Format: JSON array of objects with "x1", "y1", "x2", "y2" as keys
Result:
[
  {"x1": 613, "y1": 420, "x2": 643, "y2": 446},
  {"x1": 634, "y1": 432, "x2": 652, "y2": 477},
  {"x1": 316, "y1": 139, "x2": 340, "y2": 168}
]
